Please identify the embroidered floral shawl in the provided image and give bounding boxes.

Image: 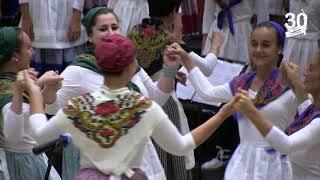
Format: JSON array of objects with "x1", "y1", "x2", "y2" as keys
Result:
[
  {"x1": 63, "y1": 88, "x2": 152, "y2": 148},
  {"x1": 61, "y1": 87, "x2": 162, "y2": 175},
  {"x1": 129, "y1": 18, "x2": 182, "y2": 76}
]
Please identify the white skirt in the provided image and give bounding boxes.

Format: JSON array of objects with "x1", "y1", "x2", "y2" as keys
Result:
[
  {"x1": 224, "y1": 142, "x2": 292, "y2": 180},
  {"x1": 202, "y1": 17, "x2": 252, "y2": 63},
  {"x1": 283, "y1": 35, "x2": 319, "y2": 71}
]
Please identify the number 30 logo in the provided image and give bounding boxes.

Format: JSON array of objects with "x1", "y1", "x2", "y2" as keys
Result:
[{"x1": 284, "y1": 9, "x2": 308, "y2": 38}]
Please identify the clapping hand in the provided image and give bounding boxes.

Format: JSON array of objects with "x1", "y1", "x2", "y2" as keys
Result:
[
  {"x1": 218, "y1": 94, "x2": 240, "y2": 118},
  {"x1": 37, "y1": 70, "x2": 63, "y2": 88},
  {"x1": 163, "y1": 46, "x2": 181, "y2": 69},
  {"x1": 16, "y1": 68, "x2": 40, "y2": 94},
  {"x1": 38, "y1": 71, "x2": 64, "y2": 104},
  {"x1": 280, "y1": 61, "x2": 307, "y2": 103},
  {"x1": 279, "y1": 61, "x2": 302, "y2": 91}
]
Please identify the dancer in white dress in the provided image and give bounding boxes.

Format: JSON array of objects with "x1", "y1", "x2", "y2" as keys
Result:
[
  {"x1": 171, "y1": 21, "x2": 306, "y2": 180},
  {"x1": 234, "y1": 54, "x2": 320, "y2": 180},
  {"x1": 202, "y1": 0, "x2": 268, "y2": 62},
  {"x1": 283, "y1": 0, "x2": 320, "y2": 71}
]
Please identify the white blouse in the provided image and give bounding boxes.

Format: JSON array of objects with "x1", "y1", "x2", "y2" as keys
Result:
[
  {"x1": 266, "y1": 99, "x2": 320, "y2": 179},
  {"x1": 19, "y1": 0, "x2": 87, "y2": 49},
  {"x1": 30, "y1": 93, "x2": 196, "y2": 178},
  {"x1": 2, "y1": 103, "x2": 37, "y2": 151},
  {"x1": 45, "y1": 66, "x2": 169, "y2": 115},
  {"x1": 202, "y1": 0, "x2": 259, "y2": 62},
  {"x1": 187, "y1": 67, "x2": 299, "y2": 180}
]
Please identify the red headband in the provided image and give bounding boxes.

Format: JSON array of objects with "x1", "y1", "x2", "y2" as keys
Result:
[{"x1": 95, "y1": 34, "x2": 136, "y2": 72}]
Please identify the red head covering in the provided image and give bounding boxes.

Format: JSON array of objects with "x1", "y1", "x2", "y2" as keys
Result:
[{"x1": 95, "y1": 34, "x2": 136, "y2": 72}]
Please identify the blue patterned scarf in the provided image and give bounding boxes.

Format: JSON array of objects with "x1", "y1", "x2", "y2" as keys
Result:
[{"x1": 285, "y1": 104, "x2": 320, "y2": 135}]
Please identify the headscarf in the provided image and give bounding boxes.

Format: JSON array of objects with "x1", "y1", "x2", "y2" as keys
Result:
[
  {"x1": 82, "y1": 7, "x2": 114, "y2": 35},
  {"x1": 0, "y1": 27, "x2": 18, "y2": 64},
  {"x1": 95, "y1": 34, "x2": 136, "y2": 73},
  {"x1": 259, "y1": 21, "x2": 286, "y2": 49}
]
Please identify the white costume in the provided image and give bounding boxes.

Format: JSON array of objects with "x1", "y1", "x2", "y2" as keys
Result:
[
  {"x1": 45, "y1": 51, "x2": 217, "y2": 179},
  {"x1": 202, "y1": 0, "x2": 268, "y2": 62},
  {"x1": 266, "y1": 99, "x2": 320, "y2": 180},
  {"x1": 109, "y1": 0, "x2": 149, "y2": 35},
  {"x1": 187, "y1": 67, "x2": 299, "y2": 180},
  {"x1": 283, "y1": 0, "x2": 320, "y2": 70},
  {"x1": 31, "y1": 86, "x2": 197, "y2": 179}
]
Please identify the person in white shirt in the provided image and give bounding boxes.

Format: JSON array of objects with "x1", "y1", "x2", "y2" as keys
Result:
[
  {"x1": 202, "y1": 0, "x2": 269, "y2": 62},
  {"x1": 283, "y1": 0, "x2": 320, "y2": 72},
  {"x1": 41, "y1": 6, "x2": 223, "y2": 180},
  {"x1": 23, "y1": 34, "x2": 237, "y2": 180},
  {"x1": 19, "y1": 0, "x2": 87, "y2": 75},
  {"x1": 170, "y1": 21, "x2": 308, "y2": 180},
  {"x1": 128, "y1": 0, "x2": 224, "y2": 178},
  {"x1": 234, "y1": 54, "x2": 320, "y2": 180},
  {"x1": 0, "y1": 27, "x2": 62, "y2": 180}
]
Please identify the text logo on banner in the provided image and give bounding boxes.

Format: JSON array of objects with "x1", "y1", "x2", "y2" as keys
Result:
[{"x1": 284, "y1": 9, "x2": 308, "y2": 38}]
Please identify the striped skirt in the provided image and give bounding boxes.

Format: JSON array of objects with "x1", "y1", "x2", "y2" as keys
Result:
[{"x1": 153, "y1": 96, "x2": 193, "y2": 180}]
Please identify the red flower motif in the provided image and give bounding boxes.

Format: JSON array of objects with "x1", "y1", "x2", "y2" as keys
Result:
[
  {"x1": 142, "y1": 28, "x2": 157, "y2": 38},
  {"x1": 128, "y1": 119, "x2": 137, "y2": 126},
  {"x1": 95, "y1": 103, "x2": 119, "y2": 116},
  {"x1": 143, "y1": 49, "x2": 150, "y2": 57},
  {"x1": 100, "y1": 129, "x2": 114, "y2": 137}
]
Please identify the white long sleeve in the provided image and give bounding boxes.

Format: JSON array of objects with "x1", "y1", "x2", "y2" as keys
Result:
[
  {"x1": 189, "y1": 52, "x2": 218, "y2": 76},
  {"x1": 265, "y1": 118, "x2": 320, "y2": 155},
  {"x1": 45, "y1": 66, "x2": 82, "y2": 115},
  {"x1": 30, "y1": 108, "x2": 197, "y2": 157},
  {"x1": 133, "y1": 68, "x2": 171, "y2": 106},
  {"x1": 152, "y1": 115, "x2": 196, "y2": 156},
  {"x1": 187, "y1": 67, "x2": 233, "y2": 103},
  {"x1": 2, "y1": 102, "x2": 37, "y2": 150},
  {"x1": 2, "y1": 103, "x2": 26, "y2": 143},
  {"x1": 202, "y1": 0, "x2": 216, "y2": 34},
  {"x1": 45, "y1": 66, "x2": 103, "y2": 115},
  {"x1": 29, "y1": 113, "x2": 64, "y2": 144}
]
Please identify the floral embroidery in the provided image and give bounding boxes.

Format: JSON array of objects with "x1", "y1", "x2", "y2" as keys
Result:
[
  {"x1": 95, "y1": 103, "x2": 119, "y2": 116},
  {"x1": 77, "y1": 53, "x2": 96, "y2": 62},
  {"x1": 129, "y1": 23, "x2": 175, "y2": 70},
  {"x1": 0, "y1": 78, "x2": 15, "y2": 95},
  {"x1": 63, "y1": 90, "x2": 152, "y2": 148}
]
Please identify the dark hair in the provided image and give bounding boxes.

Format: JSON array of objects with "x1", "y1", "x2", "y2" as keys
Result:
[
  {"x1": 15, "y1": 27, "x2": 23, "y2": 53},
  {"x1": 250, "y1": 22, "x2": 285, "y2": 69},
  {"x1": 88, "y1": 9, "x2": 119, "y2": 36},
  {"x1": 148, "y1": 0, "x2": 181, "y2": 18}
]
